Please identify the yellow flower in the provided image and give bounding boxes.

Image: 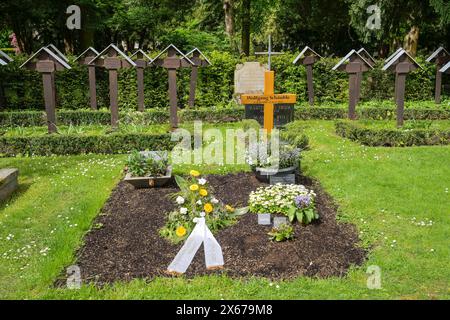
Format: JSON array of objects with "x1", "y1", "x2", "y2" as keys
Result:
[
  {"x1": 225, "y1": 205, "x2": 235, "y2": 212},
  {"x1": 190, "y1": 170, "x2": 200, "y2": 177},
  {"x1": 204, "y1": 203, "x2": 213, "y2": 213},
  {"x1": 199, "y1": 188, "x2": 208, "y2": 197},
  {"x1": 176, "y1": 226, "x2": 187, "y2": 237},
  {"x1": 189, "y1": 184, "x2": 199, "y2": 191}
]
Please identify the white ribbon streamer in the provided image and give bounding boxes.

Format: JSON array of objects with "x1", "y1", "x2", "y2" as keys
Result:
[{"x1": 167, "y1": 216, "x2": 224, "y2": 274}]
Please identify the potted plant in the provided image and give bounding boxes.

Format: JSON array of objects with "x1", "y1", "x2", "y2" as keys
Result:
[
  {"x1": 247, "y1": 141, "x2": 301, "y2": 183},
  {"x1": 124, "y1": 151, "x2": 172, "y2": 188}
]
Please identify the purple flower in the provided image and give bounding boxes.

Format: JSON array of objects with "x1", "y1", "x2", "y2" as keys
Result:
[{"x1": 295, "y1": 194, "x2": 311, "y2": 208}]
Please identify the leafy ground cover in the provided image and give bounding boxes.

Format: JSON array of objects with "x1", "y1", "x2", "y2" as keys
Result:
[{"x1": 0, "y1": 121, "x2": 449, "y2": 299}]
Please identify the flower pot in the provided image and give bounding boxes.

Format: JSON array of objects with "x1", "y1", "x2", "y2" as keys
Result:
[
  {"x1": 124, "y1": 166, "x2": 173, "y2": 188},
  {"x1": 253, "y1": 165, "x2": 298, "y2": 183}
]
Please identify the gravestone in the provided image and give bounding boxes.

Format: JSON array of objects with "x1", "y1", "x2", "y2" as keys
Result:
[
  {"x1": 426, "y1": 47, "x2": 450, "y2": 104},
  {"x1": 20, "y1": 47, "x2": 71, "y2": 133},
  {"x1": 293, "y1": 46, "x2": 322, "y2": 106},
  {"x1": 235, "y1": 62, "x2": 266, "y2": 96},
  {"x1": 153, "y1": 44, "x2": 194, "y2": 130},
  {"x1": 270, "y1": 174, "x2": 296, "y2": 185},
  {"x1": 257, "y1": 213, "x2": 271, "y2": 225},
  {"x1": 74, "y1": 47, "x2": 99, "y2": 110},
  {"x1": 89, "y1": 44, "x2": 136, "y2": 128},
  {"x1": 382, "y1": 49, "x2": 421, "y2": 127},
  {"x1": 185, "y1": 48, "x2": 211, "y2": 108},
  {"x1": 273, "y1": 216, "x2": 288, "y2": 229},
  {"x1": 332, "y1": 50, "x2": 373, "y2": 120},
  {"x1": 130, "y1": 49, "x2": 153, "y2": 112}
]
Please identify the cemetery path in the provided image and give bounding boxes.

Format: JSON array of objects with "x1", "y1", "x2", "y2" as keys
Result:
[{"x1": 63, "y1": 173, "x2": 365, "y2": 285}]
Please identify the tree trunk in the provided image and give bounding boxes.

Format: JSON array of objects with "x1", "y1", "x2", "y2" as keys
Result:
[
  {"x1": 404, "y1": 26, "x2": 419, "y2": 57},
  {"x1": 223, "y1": 0, "x2": 234, "y2": 37},
  {"x1": 241, "y1": 0, "x2": 251, "y2": 56}
]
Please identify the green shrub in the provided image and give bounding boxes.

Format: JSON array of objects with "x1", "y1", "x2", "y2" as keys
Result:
[
  {"x1": 0, "y1": 133, "x2": 175, "y2": 157},
  {"x1": 335, "y1": 121, "x2": 450, "y2": 147}
]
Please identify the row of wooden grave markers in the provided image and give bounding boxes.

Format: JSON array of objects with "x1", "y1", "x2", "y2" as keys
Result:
[{"x1": 19, "y1": 43, "x2": 210, "y2": 133}]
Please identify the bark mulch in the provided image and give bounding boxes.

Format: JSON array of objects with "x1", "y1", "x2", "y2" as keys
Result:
[{"x1": 64, "y1": 173, "x2": 366, "y2": 285}]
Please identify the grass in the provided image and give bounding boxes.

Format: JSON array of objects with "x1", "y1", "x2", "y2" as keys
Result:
[{"x1": 0, "y1": 120, "x2": 449, "y2": 299}]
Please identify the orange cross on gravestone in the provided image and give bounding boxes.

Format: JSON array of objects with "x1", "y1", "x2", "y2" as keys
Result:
[{"x1": 241, "y1": 36, "x2": 296, "y2": 133}]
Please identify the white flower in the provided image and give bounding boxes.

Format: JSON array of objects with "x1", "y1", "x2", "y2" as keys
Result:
[
  {"x1": 180, "y1": 207, "x2": 188, "y2": 215},
  {"x1": 196, "y1": 200, "x2": 202, "y2": 205},
  {"x1": 211, "y1": 198, "x2": 219, "y2": 204},
  {"x1": 198, "y1": 178, "x2": 207, "y2": 185},
  {"x1": 176, "y1": 196, "x2": 185, "y2": 205}
]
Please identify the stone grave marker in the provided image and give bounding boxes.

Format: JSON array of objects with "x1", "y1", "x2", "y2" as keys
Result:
[
  {"x1": 0, "y1": 168, "x2": 19, "y2": 202},
  {"x1": 382, "y1": 49, "x2": 422, "y2": 127},
  {"x1": 20, "y1": 47, "x2": 71, "y2": 133},
  {"x1": 153, "y1": 44, "x2": 195, "y2": 130},
  {"x1": 74, "y1": 47, "x2": 99, "y2": 110},
  {"x1": 426, "y1": 47, "x2": 450, "y2": 104},
  {"x1": 258, "y1": 213, "x2": 272, "y2": 225},
  {"x1": 89, "y1": 44, "x2": 136, "y2": 128},
  {"x1": 270, "y1": 174, "x2": 296, "y2": 185},
  {"x1": 332, "y1": 50, "x2": 373, "y2": 120},
  {"x1": 234, "y1": 61, "x2": 266, "y2": 95},
  {"x1": 130, "y1": 49, "x2": 153, "y2": 112},
  {"x1": 273, "y1": 216, "x2": 288, "y2": 229},
  {"x1": 185, "y1": 48, "x2": 211, "y2": 108},
  {"x1": 293, "y1": 46, "x2": 322, "y2": 106}
]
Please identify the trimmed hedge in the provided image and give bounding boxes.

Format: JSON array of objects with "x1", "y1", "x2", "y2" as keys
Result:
[
  {"x1": 0, "y1": 133, "x2": 176, "y2": 157},
  {"x1": 1, "y1": 107, "x2": 450, "y2": 128},
  {"x1": 335, "y1": 121, "x2": 450, "y2": 147}
]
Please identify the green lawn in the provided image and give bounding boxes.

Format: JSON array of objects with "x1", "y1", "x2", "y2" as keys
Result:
[{"x1": 0, "y1": 120, "x2": 449, "y2": 299}]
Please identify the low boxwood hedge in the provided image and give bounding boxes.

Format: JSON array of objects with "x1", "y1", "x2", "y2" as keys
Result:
[
  {"x1": 0, "y1": 133, "x2": 176, "y2": 157},
  {"x1": 1, "y1": 107, "x2": 449, "y2": 128},
  {"x1": 335, "y1": 121, "x2": 450, "y2": 147}
]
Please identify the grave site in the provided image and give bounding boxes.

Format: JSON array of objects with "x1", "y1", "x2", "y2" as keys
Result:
[{"x1": 0, "y1": 1, "x2": 449, "y2": 302}]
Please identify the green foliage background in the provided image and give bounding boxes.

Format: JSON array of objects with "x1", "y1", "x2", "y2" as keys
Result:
[{"x1": 0, "y1": 52, "x2": 448, "y2": 111}]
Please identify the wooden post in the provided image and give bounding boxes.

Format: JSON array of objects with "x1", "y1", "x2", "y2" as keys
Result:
[
  {"x1": 396, "y1": 72, "x2": 406, "y2": 127},
  {"x1": 136, "y1": 60, "x2": 146, "y2": 112},
  {"x1": 88, "y1": 65, "x2": 97, "y2": 110},
  {"x1": 37, "y1": 61, "x2": 58, "y2": 134},
  {"x1": 348, "y1": 73, "x2": 358, "y2": 120},
  {"x1": 168, "y1": 68, "x2": 178, "y2": 129},
  {"x1": 104, "y1": 56, "x2": 121, "y2": 129},
  {"x1": 305, "y1": 63, "x2": 314, "y2": 106},
  {"x1": 355, "y1": 72, "x2": 362, "y2": 104},
  {"x1": 435, "y1": 67, "x2": 443, "y2": 104}
]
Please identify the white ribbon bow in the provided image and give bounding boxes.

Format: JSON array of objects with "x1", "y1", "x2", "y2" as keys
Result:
[{"x1": 167, "y1": 216, "x2": 224, "y2": 274}]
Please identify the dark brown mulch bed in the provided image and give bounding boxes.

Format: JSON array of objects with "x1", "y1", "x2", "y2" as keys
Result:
[{"x1": 66, "y1": 173, "x2": 366, "y2": 284}]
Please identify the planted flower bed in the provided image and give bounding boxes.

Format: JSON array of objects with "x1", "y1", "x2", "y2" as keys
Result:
[{"x1": 64, "y1": 172, "x2": 365, "y2": 284}]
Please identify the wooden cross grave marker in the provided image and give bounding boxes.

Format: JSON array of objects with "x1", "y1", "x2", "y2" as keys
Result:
[
  {"x1": 332, "y1": 50, "x2": 373, "y2": 120},
  {"x1": 89, "y1": 44, "x2": 136, "y2": 128},
  {"x1": 185, "y1": 48, "x2": 211, "y2": 108},
  {"x1": 74, "y1": 47, "x2": 99, "y2": 110},
  {"x1": 241, "y1": 36, "x2": 296, "y2": 133},
  {"x1": 426, "y1": 47, "x2": 450, "y2": 104},
  {"x1": 382, "y1": 49, "x2": 422, "y2": 127},
  {"x1": 20, "y1": 47, "x2": 71, "y2": 133},
  {"x1": 130, "y1": 49, "x2": 153, "y2": 112},
  {"x1": 293, "y1": 46, "x2": 322, "y2": 106},
  {"x1": 153, "y1": 44, "x2": 195, "y2": 130},
  {"x1": 0, "y1": 50, "x2": 13, "y2": 110}
]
